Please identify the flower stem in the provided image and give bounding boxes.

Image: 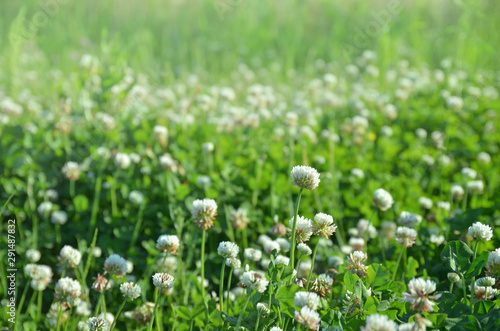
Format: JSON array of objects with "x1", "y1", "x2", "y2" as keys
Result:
[
  {"x1": 471, "y1": 240, "x2": 479, "y2": 309},
  {"x1": 219, "y1": 261, "x2": 226, "y2": 314},
  {"x1": 89, "y1": 174, "x2": 102, "y2": 231},
  {"x1": 392, "y1": 246, "x2": 405, "y2": 281},
  {"x1": 254, "y1": 314, "x2": 260, "y2": 331},
  {"x1": 130, "y1": 202, "x2": 146, "y2": 250},
  {"x1": 462, "y1": 275, "x2": 467, "y2": 304},
  {"x1": 149, "y1": 287, "x2": 162, "y2": 331},
  {"x1": 289, "y1": 188, "x2": 304, "y2": 270},
  {"x1": 363, "y1": 208, "x2": 377, "y2": 248},
  {"x1": 226, "y1": 267, "x2": 233, "y2": 313},
  {"x1": 200, "y1": 229, "x2": 209, "y2": 324},
  {"x1": 306, "y1": 238, "x2": 319, "y2": 290},
  {"x1": 235, "y1": 291, "x2": 252, "y2": 330},
  {"x1": 110, "y1": 300, "x2": 127, "y2": 330}
]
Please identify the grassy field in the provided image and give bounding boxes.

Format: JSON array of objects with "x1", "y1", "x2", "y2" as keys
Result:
[{"x1": 1, "y1": 0, "x2": 500, "y2": 330}]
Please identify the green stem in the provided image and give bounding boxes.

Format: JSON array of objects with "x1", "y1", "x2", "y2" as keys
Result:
[
  {"x1": 111, "y1": 178, "x2": 119, "y2": 217},
  {"x1": 289, "y1": 188, "x2": 304, "y2": 270},
  {"x1": 471, "y1": 240, "x2": 479, "y2": 309},
  {"x1": 219, "y1": 261, "x2": 226, "y2": 314},
  {"x1": 110, "y1": 300, "x2": 127, "y2": 330},
  {"x1": 36, "y1": 290, "x2": 42, "y2": 325},
  {"x1": 392, "y1": 246, "x2": 405, "y2": 281},
  {"x1": 63, "y1": 307, "x2": 73, "y2": 331},
  {"x1": 84, "y1": 229, "x2": 99, "y2": 280},
  {"x1": 55, "y1": 223, "x2": 61, "y2": 247},
  {"x1": 462, "y1": 187, "x2": 469, "y2": 212},
  {"x1": 90, "y1": 175, "x2": 102, "y2": 231},
  {"x1": 306, "y1": 238, "x2": 319, "y2": 290},
  {"x1": 462, "y1": 275, "x2": 467, "y2": 304},
  {"x1": 69, "y1": 180, "x2": 75, "y2": 199},
  {"x1": 235, "y1": 291, "x2": 252, "y2": 330},
  {"x1": 16, "y1": 280, "x2": 30, "y2": 323},
  {"x1": 200, "y1": 229, "x2": 208, "y2": 324},
  {"x1": 254, "y1": 314, "x2": 260, "y2": 331},
  {"x1": 130, "y1": 203, "x2": 146, "y2": 250},
  {"x1": 363, "y1": 208, "x2": 377, "y2": 248},
  {"x1": 450, "y1": 282, "x2": 454, "y2": 293},
  {"x1": 226, "y1": 268, "x2": 233, "y2": 313},
  {"x1": 149, "y1": 287, "x2": 162, "y2": 331}
]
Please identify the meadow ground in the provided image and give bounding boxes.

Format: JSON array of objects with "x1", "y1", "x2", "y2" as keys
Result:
[{"x1": 1, "y1": 0, "x2": 500, "y2": 330}]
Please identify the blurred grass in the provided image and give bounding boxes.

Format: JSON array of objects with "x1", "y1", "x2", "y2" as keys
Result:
[{"x1": 0, "y1": 0, "x2": 499, "y2": 76}]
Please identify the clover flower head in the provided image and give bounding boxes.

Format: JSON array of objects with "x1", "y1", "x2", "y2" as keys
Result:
[{"x1": 291, "y1": 165, "x2": 320, "y2": 190}]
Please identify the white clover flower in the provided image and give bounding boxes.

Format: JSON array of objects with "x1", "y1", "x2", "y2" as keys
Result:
[
  {"x1": 437, "y1": 201, "x2": 451, "y2": 211},
  {"x1": 263, "y1": 241, "x2": 281, "y2": 254},
  {"x1": 478, "y1": 152, "x2": 491, "y2": 164},
  {"x1": 297, "y1": 243, "x2": 312, "y2": 256},
  {"x1": 287, "y1": 216, "x2": 314, "y2": 243},
  {"x1": 462, "y1": 167, "x2": 477, "y2": 179},
  {"x1": 157, "y1": 256, "x2": 178, "y2": 273},
  {"x1": 276, "y1": 238, "x2": 291, "y2": 253},
  {"x1": 396, "y1": 227, "x2": 417, "y2": 247},
  {"x1": 472, "y1": 283, "x2": 495, "y2": 301},
  {"x1": 439, "y1": 154, "x2": 451, "y2": 166},
  {"x1": 37, "y1": 201, "x2": 53, "y2": 216},
  {"x1": 152, "y1": 273, "x2": 175, "y2": 289},
  {"x1": 350, "y1": 168, "x2": 364, "y2": 179},
  {"x1": 346, "y1": 251, "x2": 368, "y2": 278},
  {"x1": 290, "y1": 165, "x2": 320, "y2": 190},
  {"x1": 26, "y1": 249, "x2": 41, "y2": 262},
  {"x1": 218, "y1": 241, "x2": 239, "y2": 259},
  {"x1": 294, "y1": 291, "x2": 320, "y2": 310},
  {"x1": 191, "y1": 198, "x2": 218, "y2": 230},
  {"x1": 448, "y1": 273, "x2": 460, "y2": 283},
  {"x1": 104, "y1": 254, "x2": 128, "y2": 277},
  {"x1": 403, "y1": 278, "x2": 441, "y2": 312},
  {"x1": 381, "y1": 221, "x2": 397, "y2": 239},
  {"x1": 46, "y1": 189, "x2": 59, "y2": 201},
  {"x1": 328, "y1": 256, "x2": 344, "y2": 268},
  {"x1": 348, "y1": 237, "x2": 365, "y2": 251},
  {"x1": 128, "y1": 190, "x2": 144, "y2": 205},
  {"x1": 240, "y1": 271, "x2": 269, "y2": 293},
  {"x1": 76, "y1": 301, "x2": 91, "y2": 317},
  {"x1": 373, "y1": 189, "x2": 394, "y2": 211},
  {"x1": 476, "y1": 277, "x2": 495, "y2": 287},
  {"x1": 467, "y1": 180, "x2": 484, "y2": 194},
  {"x1": 78, "y1": 320, "x2": 90, "y2": 331},
  {"x1": 115, "y1": 153, "x2": 131, "y2": 169},
  {"x1": 225, "y1": 257, "x2": 242, "y2": 269},
  {"x1": 153, "y1": 125, "x2": 168, "y2": 141},
  {"x1": 120, "y1": 282, "x2": 141, "y2": 300},
  {"x1": 415, "y1": 128, "x2": 427, "y2": 139},
  {"x1": 298, "y1": 260, "x2": 312, "y2": 278},
  {"x1": 275, "y1": 255, "x2": 290, "y2": 266},
  {"x1": 357, "y1": 219, "x2": 377, "y2": 238},
  {"x1": 201, "y1": 142, "x2": 214, "y2": 153},
  {"x1": 468, "y1": 222, "x2": 493, "y2": 241},
  {"x1": 361, "y1": 314, "x2": 397, "y2": 331},
  {"x1": 398, "y1": 211, "x2": 417, "y2": 228},
  {"x1": 87, "y1": 317, "x2": 109, "y2": 331},
  {"x1": 55, "y1": 277, "x2": 81, "y2": 307},
  {"x1": 98, "y1": 312, "x2": 115, "y2": 326},
  {"x1": 486, "y1": 248, "x2": 500, "y2": 278},
  {"x1": 294, "y1": 306, "x2": 320, "y2": 330},
  {"x1": 256, "y1": 302, "x2": 270, "y2": 315},
  {"x1": 244, "y1": 248, "x2": 262, "y2": 261},
  {"x1": 59, "y1": 245, "x2": 82, "y2": 268},
  {"x1": 51, "y1": 210, "x2": 68, "y2": 225},
  {"x1": 197, "y1": 175, "x2": 212, "y2": 188},
  {"x1": 25, "y1": 264, "x2": 53, "y2": 291},
  {"x1": 230, "y1": 208, "x2": 250, "y2": 230},
  {"x1": 257, "y1": 234, "x2": 272, "y2": 246},
  {"x1": 96, "y1": 147, "x2": 111, "y2": 159},
  {"x1": 422, "y1": 155, "x2": 435, "y2": 166},
  {"x1": 451, "y1": 185, "x2": 465, "y2": 200},
  {"x1": 62, "y1": 161, "x2": 81, "y2": 181},
  {"x1": 430, "y1": 234, "x2": 445, "y2": 246},
  {"x1": 156, "y1": 235, "x2": 180, "y2": 255},
  {"x1": 418, "y1": 197, "x2": 433, "y2": 209},
  {"x1": 313, "y1": 213, "x2": 337, "y2": 238}
]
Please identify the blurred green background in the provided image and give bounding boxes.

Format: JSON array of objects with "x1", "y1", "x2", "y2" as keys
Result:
[{"x1": 1, "y1": 0, "x2": 499, "y2": 79}]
